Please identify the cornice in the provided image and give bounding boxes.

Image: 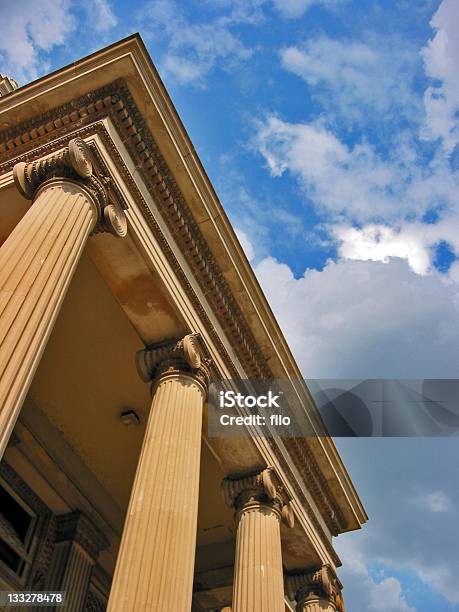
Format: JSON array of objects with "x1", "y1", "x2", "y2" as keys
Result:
[
  {"x1": 288, "y1": 438, "x2": 345, "y2": 534},
  {"x1": 0, "y1": 80, "x2": 347, "y2": 544}
]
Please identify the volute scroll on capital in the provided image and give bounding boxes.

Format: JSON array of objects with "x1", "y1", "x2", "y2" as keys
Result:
[
  {"x1": 221, "y1": 467, "x2": 295, "y2": 528},
  {"x1": 12, "y1": 137, "x2": 128, "y2": 237},
  {"x1": 285, "y1": 564, "x2": 344, "y2": 611},
  {"x1": 136, "y1": 333, "x2": 213, "y2": 391}
]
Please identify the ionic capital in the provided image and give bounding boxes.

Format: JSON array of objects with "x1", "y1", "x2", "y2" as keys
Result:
[
  {"x1": 136, "y1": 333, "x2": 212, "y2": 391},
  {"x1": 286, "y1": 565, "x2": 344, "y2": 611},
  {"x1": 13, "y1": 137, "x2": 127, "y2": 237},
  {"x1": 221, "y1": 467, "x2": 294, "y2": 527}
]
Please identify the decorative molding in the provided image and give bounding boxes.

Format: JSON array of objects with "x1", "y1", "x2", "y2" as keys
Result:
[
  {"x1": 12, "y1": 137, "x2": 127, "y2": 237},
  {"x1": 286, "y1": 438, "x2": 345, "y2": 535},
  {"x1": 0, "y1": 92, "x2": 115, "y2": 157},
  {"x1": 272, "y1": 448, "x2": 341, "y2": 565},
  {"x1": 55, "y1": 511, "x2": 109, "y2": 562},
  {"x1": 286, "y1": 565, "x2": 344, "y2": 612},
  {"x1": 136, "y1": 333, "x2": 212, "y2": 391},
  {"x1": 0, "y1": 82, "x2": 346, "y2": 544},
  {"x1": 222, "y1": 467, "x2": 294, "y2": 528}
]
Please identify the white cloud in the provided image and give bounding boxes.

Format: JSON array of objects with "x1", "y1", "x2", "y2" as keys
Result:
[
  {"x1": 0, "y1": 0, "x2": 118, "y2": 83},
  {"x1": 235, "y1": 228, "x2": 256, "y2": 261},
  {"x1": 87, "y1": 0, "x2": 118, "y2": 33},
  {"x1": 0, "y1": 0, "x2": 74, "y2": 82},
  {"x1": 449, "y1": 260, "x2": 459, "y2": 283},
  {"x1": 420, "y1": 490, "x2": 452, "y2": 513},
  {"x1": 368, "y1": 578, "x2": 415, "y2": 612},
  {"x1": 272, "y1": 0, "x2": 341, "y2": 19},
  {"x1": 140, "y1": 0, "x2": 253, "y2": 86},
  {"x1": 203, "y1": 0, "x2": 266, "y2": 25},
  {"x1": 421, "y1": 0, "x2": 459, "y2": 154},
  {"x1": 263, "y1": 7, "x2": 459, "y2": 278},
  {"x1": 332, "y1": 224, "x2": 433, "y2": 275},
  {"x1": 281, "y1": 36, "x2": 420, "y2": 123},
  {"x1": 332, "y1": 216, "x2": 459, "y2": 275},
  {"x1": 254, "y1": 116, "x2": 458, "y2": 222},
  {"x1": 335, "y1": 437, "x2": 459, "y2": 605},
  {"x1": 336, "y1": 539, "x2": 415, "y2": 612},
  {"x1": 207, "y1": 0, "x2": 343, "y2": 21},
  {"x1": 253, "y1": 254, "x2": 459, "y2": 378}
]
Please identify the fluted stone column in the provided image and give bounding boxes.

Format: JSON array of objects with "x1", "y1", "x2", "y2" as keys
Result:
[
  {"x1": 107, "y1": 334, "x2": 211, "y2": 612},
  {"x1": 0, "y1": 138, "x2": 127, "y2": 459},
  {"x1": 46, "y1": 511, "x2": 109, "y2": 612},
  {"x1": 285, "y1": 566, "x2": 344, "y2": 612},
  {"x1": 222, "y1": 468, "x2": 295, "y2": 612}
]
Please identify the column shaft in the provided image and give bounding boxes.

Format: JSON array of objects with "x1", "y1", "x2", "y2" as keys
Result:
[
  {"x1": 46, "y1": 541, "x2": 94, "y2": 611},
  {"x1": 232, "y1": 502, "x2": 285, "y2": 612},
  {"x1": 107, "y1": 372, "x2": 205, "y2": 611},
  {"x1": 0, "y1": 179, "x2": 97, "y2": 457},
  {"x1": 223, "y1": 468, "x2": 294, "y2": 612}
]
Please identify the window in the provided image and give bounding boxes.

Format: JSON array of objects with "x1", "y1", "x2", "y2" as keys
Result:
[{"x1": 0, "y1": 480, "x2": 36, "y2": 579}]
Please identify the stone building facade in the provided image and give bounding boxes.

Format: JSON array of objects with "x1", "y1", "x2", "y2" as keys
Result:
[{"x1": 0, "y1": 35, "x2": 367, "y2": 611}]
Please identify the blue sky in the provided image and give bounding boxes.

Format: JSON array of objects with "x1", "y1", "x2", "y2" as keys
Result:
[{"x1": 1, "y1": 0, "x2": 459, "y2": 610}]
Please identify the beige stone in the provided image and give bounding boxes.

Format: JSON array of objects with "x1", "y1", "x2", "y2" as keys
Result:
[
  {"x1": 223, "y1": 469, "x2": 293, "y2": 612},
  {"x1": 107, "y1": 335, "x2": 209, "y2": 611},
  {"x1": 0, "y1": 138, "x2": 126, "y2": 460},
  {"x1": 285, "y1": 566, "x2": 344, "y2": 612}
]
